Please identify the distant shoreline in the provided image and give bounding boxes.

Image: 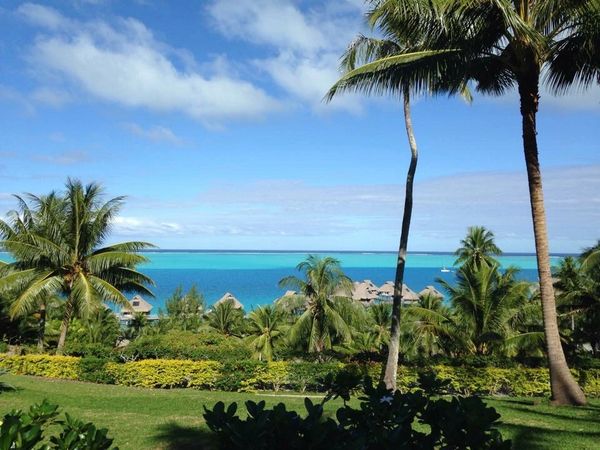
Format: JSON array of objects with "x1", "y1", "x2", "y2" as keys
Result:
[{"x1": 137, "y1": 249, "x2": 576, "y2": 257}]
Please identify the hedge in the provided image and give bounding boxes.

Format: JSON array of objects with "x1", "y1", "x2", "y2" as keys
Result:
[
  {"x1": 105, "y1": 359, "x2": 221, "y2": 389},
  {"x1": 1, "y1": 354, "x2": 599, "y2": 397}
]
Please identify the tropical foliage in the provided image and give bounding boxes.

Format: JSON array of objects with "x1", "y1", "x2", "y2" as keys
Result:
[
  {"x1": 0, "y1": 180, "x2": 155, "y2": 352},
  {"x1": 455, "y1": 226, "x2": 502, "y2": 268},
  {"x1": 246, "y1": 306, "x2": 285, "y2": 362},
  {"x1": 279, "y1": 256, "x2": 355, "y2": 355},
  {"x1": 327, "y1": 0, "x2": 600, "y2": 406}
]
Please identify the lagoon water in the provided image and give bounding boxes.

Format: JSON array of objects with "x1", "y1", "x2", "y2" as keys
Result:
[
  {"x1": 137, "y1": 251, "x2": 558, "y2": 311},
  {"x1": 0, "y1": 251, "x2": 562, "y2": 311}
]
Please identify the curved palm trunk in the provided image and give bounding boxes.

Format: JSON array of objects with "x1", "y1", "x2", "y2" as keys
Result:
[
  {"x1": 383, "y1": 86, "x2": 418, "y2": 390},
  {"x1": 56, "y1": 297, "x2": 74, "y2": 354},
  {"x1": 37, "y1": 302, "x2": 46, "y2": 352},
  {"x1": 518, "y1": 75, "x2": 586, "y2": 406}
]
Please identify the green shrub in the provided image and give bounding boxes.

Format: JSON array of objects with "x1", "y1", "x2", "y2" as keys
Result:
[
  {"x1": 120, "y1": 330, "x2": 251, "y2": 361},
  {"x1": 78, "y1": 357, "x2": 115, "y2": 384},
  {"x1": 0, "y1": 342, "x2": 7, "y2": 353},
  {"x1": 64, "y1": 342, "x2": 116, "y2": 360},
  {"x1": 215, "y1": 360, "x2": 264, "y2": 391}
]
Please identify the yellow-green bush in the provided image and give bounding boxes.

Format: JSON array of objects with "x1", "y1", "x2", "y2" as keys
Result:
[
  {"x1": 579, "y1": 369, "x2": 600, "y2": 396},
  {"x1": 1, "y1": 353, "x2": 598, "y2": 396},
  {"x1": 0, "y1": 354, "x2": 79, "y2": 380},
  {"x1": 106, "y1": 359, "x2": 222, "y2": 389}
]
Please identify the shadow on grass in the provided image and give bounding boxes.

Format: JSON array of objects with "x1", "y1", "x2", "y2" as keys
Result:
[
  {"x1": 153, "y1": 422, "x2": 216, "y2": 450},
  {"x1": 501, "y1": 422, "x2": 600, "y2": 450}
]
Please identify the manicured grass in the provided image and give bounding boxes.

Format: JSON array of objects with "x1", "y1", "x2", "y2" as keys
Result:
[{"x1": 0, "y1": 374, "x2": 599, "y2": 449}]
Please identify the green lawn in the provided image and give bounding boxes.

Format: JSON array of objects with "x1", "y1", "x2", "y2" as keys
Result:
[{"x1": 1, "y1": 374, "x2": 599, "y2": 449}]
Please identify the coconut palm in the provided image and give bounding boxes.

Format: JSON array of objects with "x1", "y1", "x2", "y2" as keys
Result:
[
  {"x1": 554, "y1": 255, "x2": 600, "y2": 356},
  {"x1": 325, "y1": 1, "x2": 472, "y2": 389},
  {"x1": 207, "y1": 300, "x2": 243, "y2": 337},
  {"x1": 403, "y1": 293, "x2": 458, "y2": 357},
  {"x1": 279, "y1": 255, "x2": 353, "y2": 355},
  {"x1": 0, "y1": 192, "x2": 64, "y2": 350},
  {"x1": 455, "y1": 226, "x2": 502, "y2": 268},
  {"x1": 438, "y1": 264, "x2": 531, "y2": 355},
  {"x1": 246, "y1": 305, "x2": 285, "y2": 361},
  {"x1": 0, "y1": 179, "x2": 155, "y2": 353},
  {"x1": 327, "y1": 0, "x2": 599, "y2": 405},
  {"x1": 368, "y1": 303, "x2": 392, "y2": 350}
]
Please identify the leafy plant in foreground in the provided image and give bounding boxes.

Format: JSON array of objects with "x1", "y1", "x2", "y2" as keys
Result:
[
  {"x1": 203, "y1": 374, "x2": 510, "y2": 449},
  {"x1": 0, "y1": 400, "x2": 117, "y2": 450}
]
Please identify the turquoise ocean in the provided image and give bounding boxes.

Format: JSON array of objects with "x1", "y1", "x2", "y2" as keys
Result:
[{"x1": 0, "y1": 251, "x2": 564, "y2": 311}]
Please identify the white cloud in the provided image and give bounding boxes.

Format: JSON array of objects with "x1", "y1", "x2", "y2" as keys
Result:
[
  {"x1": 31, "y1": 150, "x2": 89, "y2": 165},
  {"x1": 208, "y1": 0, "x2": 327, "y2": 53},
  {"x1": 17, "y1": 2, "x2": 74, "y2": 30},
  {"x1": 112, "y1": 216, "x2": 183, "y2": 236},
  {"x1": 208, "y1": 0, "x2": 363, "y2": 111},
  {"x1": 19, "y1": 3, "x2": 280, "y2": 124},
  {"x1": 261, "y1": 52, "x2": 361, "y2": 111},
  {"x1": 123, "y1": 123, "x2": 183, "y2": 145},
  {"x1": 189, "y1": 165, "x2": 600, "y2": 252}
]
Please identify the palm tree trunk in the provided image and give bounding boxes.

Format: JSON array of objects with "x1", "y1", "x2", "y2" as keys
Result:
[
  {"x1": 383, "y1": 86, "x2": 418, "y2": 390},
  {"x1": 518, "y1": 75, "x2": 586, "y2": 406},
  {"x1": 37, "y1": 302, "x2": 46, "y2": 352},
  {"x1": 56, "y1": 298, "x2": 74, "y2": 354}
]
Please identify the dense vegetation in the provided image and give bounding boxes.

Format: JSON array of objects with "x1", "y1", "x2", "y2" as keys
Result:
[{"x1": 1, "y1": 209, "x2": 599, "y2": 378}]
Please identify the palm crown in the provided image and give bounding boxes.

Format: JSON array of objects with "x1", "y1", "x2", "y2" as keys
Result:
[{"x1": 455, "y1": 226, "x2": 502, "y2": 268}]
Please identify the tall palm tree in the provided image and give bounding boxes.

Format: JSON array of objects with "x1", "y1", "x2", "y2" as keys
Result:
[
  {"x1": 246, "y1": 305, "x2": 284, "y2": 361},
  {"x1": 455, "y1": 226, "x2": 502, "y2": 268},
  {"x1": 279, "y1": 255, "x2": 354, "y2": 355},
  {"x1": 0, "y1": 179, "x2": 155, "y2": 353},
  {"x1": 439, "y1": 264, "x2": 531, "y2": 355},
  {"x1": 326, "y1": 0, "x2": 599, "y2": 405},
  {"x1": 326, "y1": 1, "x2": 471, "y2": 389}
]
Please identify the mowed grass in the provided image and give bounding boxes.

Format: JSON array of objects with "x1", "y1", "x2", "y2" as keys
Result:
[{"x1": 1, "y1": 375, "x2": 599, "y2": 450}]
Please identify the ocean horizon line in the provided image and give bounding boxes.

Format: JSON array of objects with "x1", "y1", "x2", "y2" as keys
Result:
[{"x1": 136, "y1": 249, "x2": 576, "y2": 257}]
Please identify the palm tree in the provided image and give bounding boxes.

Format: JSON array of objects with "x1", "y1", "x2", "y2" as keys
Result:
[
  {"x1": 279, "y1": 255, "x2": 354, "y2": 355},
  {"x1": 325, "y1": 1, "x2": 471, "y2": 389},
  {"x1": 439, "y1": 264, "x2": 531, "y2": 355},
  {"x1": 0, "y1": 179, "x2": 155, "y2": 353},
  {"x1": 207, "y1": 300, "x2": 243, "y2": 337},
  {"x1": 403, "y1": 293, "x2": 457, "y2": 358},
  {"x1": 0, "y1": 192, "x2": 64, "y2": 350},
  {"x1": 554, "y1": 255, "x2": 600, "y2": 356},
  {"x1": 455, "y1": 226, "x2": 502, "y2": 268},
  {"x1": 368, "y1": 303, "x2": 392, "y2": 350},
  {"x1": 246, "y1": 305, "x2": 284, "y2": 361},
  {"x1": 327, "y1": 0, "x2": 599, "y2": 405}
]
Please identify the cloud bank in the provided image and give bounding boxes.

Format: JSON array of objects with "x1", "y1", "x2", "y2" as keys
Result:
[
  {"x1": 110, "y1": 165, "x2": 600, "y2": 253},
  {"x1": 18, "y1": 3, "x2": 280, "y2": 124}
]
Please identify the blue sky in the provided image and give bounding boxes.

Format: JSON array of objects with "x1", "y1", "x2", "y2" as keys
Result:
[{"x1": 0, "y1": 0, "x2": 598, "y2": 253}]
